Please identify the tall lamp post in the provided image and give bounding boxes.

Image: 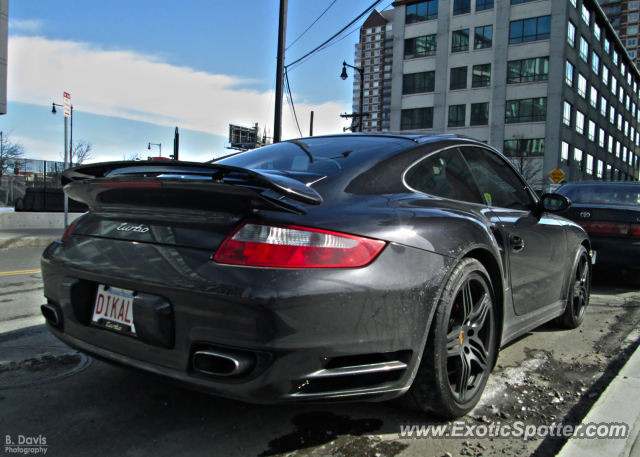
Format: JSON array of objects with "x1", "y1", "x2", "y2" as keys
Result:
[
  {"x1": 148, "y1": 143, "x2": 161, "y2": 157},
  {"x1": 341, "y1": 61, "x2": 365, "y2": 133}
]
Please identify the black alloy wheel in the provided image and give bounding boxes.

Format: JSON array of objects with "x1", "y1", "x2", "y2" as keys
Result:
[
  {"x1": 400, "y1": 258, "x2": 497, "y2": 418},
  {"x1": 559, "y1": 246, "x2": 590, "y2": 329}
]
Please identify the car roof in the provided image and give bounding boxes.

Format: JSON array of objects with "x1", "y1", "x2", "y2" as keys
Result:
[
  {"x1": 286, "y1": 132, "x2": 485, "y2": 146},
  {"x1": 561, "y1": 181, "x2": 640, "y2": 186}
]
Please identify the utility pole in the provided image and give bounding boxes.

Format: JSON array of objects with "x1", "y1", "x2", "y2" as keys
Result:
[
  {"x1": 309, "y1": 111, "x2": 314, "y2": 137},
  {"x1": 273, "y1": 0, "x2": 288, "y2": 144}
]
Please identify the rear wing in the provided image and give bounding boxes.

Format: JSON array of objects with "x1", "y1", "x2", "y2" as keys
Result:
[{"x1": 61, "y1": 160, "x2": 323, "y2": 215}]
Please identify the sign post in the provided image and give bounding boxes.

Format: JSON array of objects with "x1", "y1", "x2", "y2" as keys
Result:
[{"x1": 62, "y1": 92, "x2": 70, "y2": 229}]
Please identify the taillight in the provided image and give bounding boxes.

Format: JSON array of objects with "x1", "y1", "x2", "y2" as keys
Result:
[
  {"x1": 630, "y1": 223, "x2": 640, "y2": 237},
  {"x1": 214, "y1": 222, "x2": 386, "y2": 268},
  {"x1": 577, "y1": 221, "x2": 631, "y2": 237},
  {"x1": 61, "y1": 218, "x2": 82, "y2": 241}
]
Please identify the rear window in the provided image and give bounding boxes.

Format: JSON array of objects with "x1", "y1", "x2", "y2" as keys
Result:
[
  {"x1": 213, "y1": 137, "x2": 411, "y2": 176},
  {"x1": 556, "y1": 184, "x2": 640, "y2": 206}
]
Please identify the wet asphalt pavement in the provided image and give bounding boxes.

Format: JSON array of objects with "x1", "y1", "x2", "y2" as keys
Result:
[{"x1": 0, "y1": 248, "x2": 639, "y2": 457}]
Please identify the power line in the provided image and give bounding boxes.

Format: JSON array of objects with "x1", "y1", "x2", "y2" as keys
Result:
[
  {"x1": 284, "y1": 67, "x2": 303, "y2": 137},
  {"x1": 286, "y1": 0, "x2": 338, "y2": 51},
  {"x1": 285, "y1": 0, "x2": 384, "y2": 70}
]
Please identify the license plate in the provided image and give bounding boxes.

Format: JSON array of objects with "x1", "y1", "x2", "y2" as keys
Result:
[{"x1": 92, "y1": 285, "x2": 136, "y2": 335}]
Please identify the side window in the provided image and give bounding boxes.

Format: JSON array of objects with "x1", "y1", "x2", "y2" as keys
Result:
[
  {"x1": 460, "y1": 147, "x2": 535, "y2": 210},
  {"x1": 404, "y1": 147, "x2": 483, "y2": 204}
]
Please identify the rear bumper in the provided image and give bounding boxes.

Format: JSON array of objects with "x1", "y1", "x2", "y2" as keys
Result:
[
  {"x1": 41, "y1": 236, "x2": 453, "y2": 403},
  {"x1": 589, "y1": 236, "x2": 640, "y2": 267}
]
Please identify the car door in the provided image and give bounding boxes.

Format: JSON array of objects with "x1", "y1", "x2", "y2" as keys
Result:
[{"x1": 459, "y1": 146, "x2": 568, "y2": 316}]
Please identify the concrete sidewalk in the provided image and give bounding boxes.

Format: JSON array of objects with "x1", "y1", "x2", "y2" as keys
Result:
[
  {"x1": 558, "y1": 338, "x2": 640, "y2": 457},
  {"x1": 0, "y1": 228, "x2": 63, "y2": 250}
]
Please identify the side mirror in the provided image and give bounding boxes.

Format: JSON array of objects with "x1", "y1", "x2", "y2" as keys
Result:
[{"x1": 540, "y1": 193, "x2": 571, "y2": 213}]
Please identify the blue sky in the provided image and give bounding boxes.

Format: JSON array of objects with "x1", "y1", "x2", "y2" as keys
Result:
[{"x1": 2, "y1": 0, "x2": 392, "y2": 163}]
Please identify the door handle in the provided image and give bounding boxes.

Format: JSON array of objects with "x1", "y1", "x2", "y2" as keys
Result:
[{"x1": 509, "y1": 235, "x2": 524, "y2": 252}]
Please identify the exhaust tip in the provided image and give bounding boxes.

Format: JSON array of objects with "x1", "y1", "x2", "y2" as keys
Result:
[
  {"x1": 193, "y1": 349, "x2": 257, "y2": 377},
  {"x1": 41, "y1": 303, "x2": 63, "y2": 328}
]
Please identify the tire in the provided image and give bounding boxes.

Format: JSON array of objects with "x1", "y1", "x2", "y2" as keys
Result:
[
  {"x1": 400, "y1": 258, "x2": 497, "y2": 418},
  {"x1": 558, "y1": 246, "x2": 590, "y2": 329}
]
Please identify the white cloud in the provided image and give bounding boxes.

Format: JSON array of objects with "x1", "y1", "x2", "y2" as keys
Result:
[
  {"x1": 9, "y1": 19, "x2": 43, "y2": 34},
  {"x1": 8, "y1": 36, "x2": 350, "y2": 141}
]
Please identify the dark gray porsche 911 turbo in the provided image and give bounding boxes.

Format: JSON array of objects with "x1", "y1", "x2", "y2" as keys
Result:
[{"x1": 40, "y1": 133, "x2": 591, "y2": 418}]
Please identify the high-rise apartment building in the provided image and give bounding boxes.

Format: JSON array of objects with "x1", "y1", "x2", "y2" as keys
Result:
[
  {"x1": 387, "y1": 0, "x2": 639, "y2": 188},
  {"x1": 352, "y1": 9, "x2": 394, "y2": 132},
  {"x1": 599, "y1": 0, "x2": 639, "y2": 63}
]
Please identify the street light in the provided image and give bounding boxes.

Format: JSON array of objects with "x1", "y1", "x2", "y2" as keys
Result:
[
  {"x1": 52, "y1": 102, "x2": 73, "y2": 166},
  {"x1": 148, "y1": 142, "x2": 161, "y2": 157},
  {"x1": 340, "y1": 61, "x2": 365, "y2": 133}
]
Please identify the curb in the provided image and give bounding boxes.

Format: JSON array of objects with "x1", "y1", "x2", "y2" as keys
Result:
[
  {"x1": 557, "y1": 341, "x2": 640, "y2": 457},
  {"x1": 0, "y1": 236, "x2": 59, "y2": 250}
]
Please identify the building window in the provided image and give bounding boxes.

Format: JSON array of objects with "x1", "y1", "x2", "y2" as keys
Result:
[
  {"x1": 629, "y1": 26, "x2": 639, "y2": 34},
  {"x1": 592, "y1": 52, "x2": 600, "y2": 75},
  {"x1": 453, "y1": 0, "x2": 471, "y2": 15},
  {"x1": 602, "y1": 65, "x2": 609, "y2": 86},
  {"x1": 510, "y1": 17, "x2": 551, "y2": 44},
  {"x1": 565, "y1": 61, "x2": 574, "y2": 86},
  {"x1": 599, "y1": 128, "x2": 605, "y2": 148},
  {"x1": 404, "y1": 35, "x2": 437, "y2": 59},
  {"x1": 452, "y1": 29, "x2": 470, "y2": 52},
  {"x1": 576, "y1": 110, "x2": 585, "y2": 134},
  {"x1": 406, "y1": 0, "x2": 439, "y2": 24},
  {"x1": 569, "y1": 0, "x2": 576, "y2": 7},
  {"x1": 618, "y1": 113, "x2": 623, "y2": 131},
  {"x1": 629, "y1": 39, "x2": 638, "y2": 48},
  {"x1": 608, "y1": 135, "x2": 614, "y2": 153},
  {"x1": 611, "y1": 76, "x2": 617, "y2": 96},
  {"x1": 610, "y1": 106, "x2": 616, "y2": 124},
  {"x1": 472, "y1": 64, "x2": 491, "y2": 87},
  {"x1": 588, "y1": 120, "x2": 596, "y2": 141},
  {"x1": 568, "y1": 21, "x2": 576, "y2": 47},
  {"x1": 574, "y1": 148, "x2": 583, "y2": 170},
  {"x1": 579, "y1": 37, "x2": 589, "y2": 62},
  {"x1": 600, "y1": 97, "x2": 607, "y2": 117},
  {"x1": 561, "y1": 141, "x2": 569, "y2": 163},
  {"x1": 401, "y1": 107, "x2": 434, "y2": 130},
  {"x1": 613, "y1": 50, "x2": 619, "y2": 66},
  {"x1": 508, "y1": 57, "x2": 549, "y2": 84},
  {"x1": 586, "y1": 154, "x2": 594, "y2": 174},
  {"x1": 448, "y1": 105, "x2": 466, "y2": 127},
  {"x1": 590, "y1": 87, "x2": 598, "y2": 108},
  {"x1": 450, "y1": 67, "x2": 468, "y2": 90},
  {"x1": 470, "y1": 102, "x2": 489, "y2": 125},
  {"x1": 597, "y1": 160, "x2": 604, "y2": 179},
  {"x1": 604, "y1": 38, "x2": 611, "y2": 53},
  {"x1": 581, "y1": 5, "x2": 591, "y2": 26},
  {"x1": 594, "y1": 23, "x2": 601, "y2": 41},
  {"x1": 630, "y1": 13, "x2": 640, "y2": 21},
  {"x1": 578, "y1": 73, "x2": 587, "y2": 98},
  {"x1": 403, "y1": 71, "x2": 436, "y2": 94},
  {"x1": 632, "y1": 1, "x2": 640, "y2": 9},
  {"x1": 474, "y1": 25, "x2": 493, "y2": 49},
  {"x1": 563, "y1": 101, "x2": 572, "y2": 126},
  {"x1": 476, "y1": 0, "x2": 493, "y2": 11},
  {"x1": 505, "y1": 98, "x2": 547, "y2": 123},
  {"x1": 503, "y1": 138, "x2": 545, "y2": 157}
]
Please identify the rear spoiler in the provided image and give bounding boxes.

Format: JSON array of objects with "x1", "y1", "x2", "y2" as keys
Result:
[{"x1": 61, "y1": 160, "x2": 323, "y2": 215}]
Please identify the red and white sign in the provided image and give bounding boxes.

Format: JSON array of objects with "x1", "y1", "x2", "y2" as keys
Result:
[
  {"x1": 92, "y1": 285, "x2": 136, "y2": 334},
  {"x1": 63, "y1": 92, "x2": 71, "y2": 118}
]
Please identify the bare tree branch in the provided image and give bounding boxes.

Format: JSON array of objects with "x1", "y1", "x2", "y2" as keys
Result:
[
  {"x1": 60, "y1": 140, "x2": 95, "y2": 167},
  {"x1": 0, "y1": 132, "x2": 28, "y2": 179},
  {"x1": 123, "y1": 152, "x2": 142, "y2": 161}
]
